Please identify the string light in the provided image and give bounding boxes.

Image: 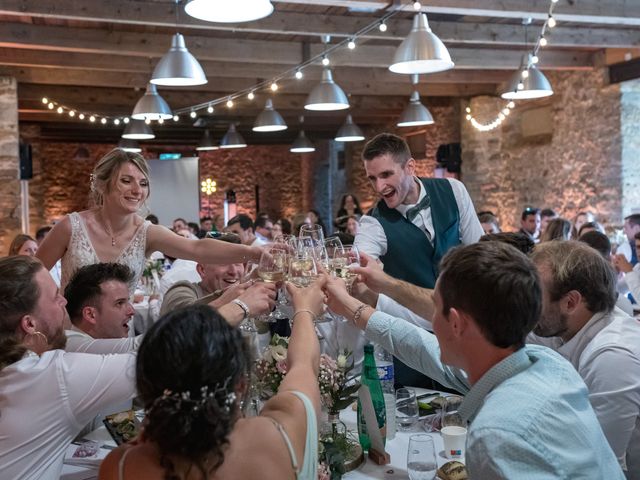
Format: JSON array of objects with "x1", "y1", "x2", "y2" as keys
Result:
[
  {"x1": 123, "y1": 117, "x2": 130, "y2": 124},
  {"x1": 89, "y1": 115, "x2": 96, "y2": 123},
  {"x1": 190, "y1": 110, "x2": 197, "y2": 118},
  {"x1": 79, "y1": 113, "x2": 85, "y2": 120},
  {"x1": 248, "y1": 91, "x2": 255, "y2": 100},
  {"x1": 100, "y1": 118, "x2": 107, "y2": 124},
  {"x1": 207, "y1": 104, "x2": 214, "y2": 113},
  {"x1": 531, "y1": 55, "x2": 539, "y2": 64},
  {"x1": 114, "y1": 118, "x2": 120, "y2": 125},
  {"x1": 158, "y1": 117, "x2": 164, "y2": 124},
  {"x1": 270, "y1": 81, "x2": 279, "y2": 92},
  {"x1": 226, "y1": 98, "x2": 234, "y2": 108},
  {"x1": 547, "y1": 16, "x2": 556, "y2": 28},
  {"x1": 347, "y1": 39, "x2": 356, "y2": 50},
  {"x1": 540, "y1": 36, "x2": 548, "y2": 47},
  {"x1": 322, "y1": 56, "x2": 330, "y2": 66},
  {"x1": 295, "y1": 69, "x2": 303, "y2": 79},
  {"x1": 48, "y1": 103, "x2": 54, "y2": 110},
  {"x1": 173, "y1": 115, "x2": 179, "y2": 122},
  {"x1": 144, "y1": 118, "x2": 151, "y2": 125},
  {"x1": 379, "y1": 21, "x2": 387, "y2": 32},
  {"x1": 413, "y1": 1, "x2": 422, "y2": 10},
  {"x1": 69, "y1": 110, "x2": 75, "y2": 117},
  {"x1": 41, "y1": 97, "x2": 48, "y2": 104}
]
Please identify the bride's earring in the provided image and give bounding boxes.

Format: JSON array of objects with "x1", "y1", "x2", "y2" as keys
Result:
[{"x1": 29, "y1": 331, "x2": 49, "y2": 345}]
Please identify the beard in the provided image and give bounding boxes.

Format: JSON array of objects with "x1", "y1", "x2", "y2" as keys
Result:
[
  {"x1": 533, "y1": 305, "x2": 568, "y2": 338},
  {"x1": 48, "y1": 325, "x2": 67, "y2": 350}
]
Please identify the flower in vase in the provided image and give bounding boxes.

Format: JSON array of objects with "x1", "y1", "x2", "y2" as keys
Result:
[
  {"x1": 271, "y1": 344, "x2": 288, "y2": 363},
  {"x1": 337, "y1": 354, "x2": 348, "y2": 369},
  {"x1": 275, "y1": 359, "x2": 288, "y2": 374}
]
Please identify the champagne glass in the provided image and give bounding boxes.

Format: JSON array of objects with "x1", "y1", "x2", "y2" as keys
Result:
[
  {"x1": 272, "y1": 235, "x2": 297, "y2": 314},
  {"x1": 256, "y1": 244, "x2": 288, "y2": 323},
  {"x1": 407, "y1": 434, "x2": 437, "y2": 480}
]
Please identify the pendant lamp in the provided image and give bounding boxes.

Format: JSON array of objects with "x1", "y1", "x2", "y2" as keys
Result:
[
  {"x1": 220, "y1": 124, "x2": 247, "y2": 149},
  {"x1": 335, "y1": 115, "x2": 364, "y2": 142},
  {"x1": 253, "y1": 99, "x2": 287, "y2": 132},
  {"x1": 132, "y1": 83, "x2": 173, "y2": 121},
  {"x1": 184, "y1": 0, "x2": 274, "y2": 23},
  {"x1": 151, "y1": 33, "x2": 207, "y2": 86},
  {"x1": 305, "y1": 68, "x2": 350, "y2": 111}
]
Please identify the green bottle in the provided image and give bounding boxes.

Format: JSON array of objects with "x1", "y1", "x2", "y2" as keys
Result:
[{"x1": 357, "y1": 344, "x2": 387, "y2": 451}]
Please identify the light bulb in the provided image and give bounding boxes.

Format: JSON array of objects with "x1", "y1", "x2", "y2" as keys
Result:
[
  {"x1": 522, "y1": 70, "x2": 529, "y2": 79},
  {"x1": 226, "y1": 98, "x2": 234, "y2": 108},
  {"x1": 123, "y1": 117, "x2": 130, "y2": 124},
  {"x1": 79, "y1": 113, "x2": 85, "y2": 120},
  {"x1": 540, "y1": 37, "x2": 548, "y2": 47},
  {"x1": 100, "y1": 117, "x2": 107, "y2": 124},
  {"x1": 42, "y1": 97, "x2": 48, "y2": 104},
  {"x1": 114, "y1": 118, "x2": 120, "y2": 125},
  {"x1": 158, "y1": 117, "x2": 164, "y2": 124},
  {"x1": 508, "y1": 101, "x2": 515, "y2": 109},
  {"x1": 295, "y1": 70, "x2": 303, "y2": 79},
  {"x1": 322, "y1": 56, "x2": 330, "y2": 66},
  {"x1": 465, "y1": 107, "x2": 471, "y2": 113},
  {"x1": 190, "y1": 111, "x2": 197, "y2": 119},
  {"x1": 379, "y1": 21, "x2": 387, "y2": 32},
  {"x1": 207, "y1": 105, "x2": 214, "y2": 114},
  {"x1": 547, "y1": 16, "x2": 556, "y2": 28},
  {"x1": 144, "y1": 118, "x2": 151, "y2": 125},
  {"x1": 517, "y1": 82, "x2": 524, "y2": 90},
  {"x1": 173, "y1": 115, "x2": 179, "y2": 122},
  {"x1": 465, "y1": 114, "x2": 472, "y2": 120},
  {"x1": 531, "y1": 55, "x2": 539, "y2": 64},
  {"x1": 57, "y1": 106, "x2": 64, "y2": 114},
  {"x1": 347, "y1": 39, "x2": 355, "y2": 50},
  {"x1": 271, "y1": 82, "x2": 278, "y2": 92},
  {"x1": 48, "y1": 103, "x2": 54, "y2": 110},
  {"x1": 89, "y1": 116, "x2": 96, "y2": 123},
  {"x1": 413, "y1": 1, "x2": 421, "y2": 10},
  {"x1": 248, "y1": 91, "x2": 255, "y2": 100},
  {"x1": 499, "y1": 113, "x2": 505, "y2": 120},
  {"x1": 502, "y1": 108, "x2": 510, "y2": 115},
  {"x1": 69, "y1": 110, "x2": 75, "y2": 117}
]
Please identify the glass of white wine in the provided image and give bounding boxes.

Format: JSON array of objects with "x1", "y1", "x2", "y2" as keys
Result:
[
  {"x1": 332, "y1": 244, "x2": 360, "y2": 292},
  {"x1": 256, "y1": 245, "x2": 288, "y2": 322},
  {"x1": 288, "y1": 250, "x2": 318, "y2": 288}
]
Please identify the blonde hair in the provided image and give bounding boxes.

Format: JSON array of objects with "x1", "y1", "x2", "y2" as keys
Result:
[{"x1": 90, "y1": 149, "x2": 150, "y2": 207}]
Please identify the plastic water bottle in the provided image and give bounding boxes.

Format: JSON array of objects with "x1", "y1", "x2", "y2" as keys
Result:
[
  {"x1": 375, "y1": 344, "x2": 396, "y2": 439},
  {"x1": 374, "y1": 344, "x2": 395, "y2": 394},
  {"x1": 357, "y1": 344, "x2": 387, "y2": 451}
]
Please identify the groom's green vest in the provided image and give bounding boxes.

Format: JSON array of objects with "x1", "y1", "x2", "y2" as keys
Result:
[{"x1": 369, "y1": 178, "x2": 461, "y2": 387}]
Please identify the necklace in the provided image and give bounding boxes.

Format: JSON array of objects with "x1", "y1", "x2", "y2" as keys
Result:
[{"x1": 99, "y1": 211, "x2": 117, "y2": 247}]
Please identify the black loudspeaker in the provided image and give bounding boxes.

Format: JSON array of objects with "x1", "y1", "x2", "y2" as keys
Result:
[
  {"x1": 436, "y1": 143, "x2": 461, "y2": 173},
  {"x1": 19, "y1": 143, "x2": 33, "y2": 180}
]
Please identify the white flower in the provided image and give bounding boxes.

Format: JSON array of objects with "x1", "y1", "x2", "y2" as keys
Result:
[
  {"x1": 271, "y1": 344, "x2": 288, "y2": 363},
  {"x1": 337, "y1": 354, "x2": 348, "y2": 369}
]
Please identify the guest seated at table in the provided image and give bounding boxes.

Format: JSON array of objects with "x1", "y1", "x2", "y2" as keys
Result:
[
  {"x1": 35, "y1": 149, "x2": 262, "y2": 294},
  {"x1": 64, "y1": 262, "x2": 143, "y2": 354},
  {"x1": 99, "y1": 279, "x2": 324, "y2": 480},
  {"x1": 161, "y1": 233, "x2": 277, "y2": 327},
  {"x1": 0, "y1": 256, "x2": 136, "y2": 480},
  {"x1": 8, "y1": 233, "x2": 38, "y2": 257},
  {"x1": 529, "y1": 241, "x2": 640, "y2": 475},
  {"x1": 324, "y1": 242, "x2": 623, "y2": 478}
]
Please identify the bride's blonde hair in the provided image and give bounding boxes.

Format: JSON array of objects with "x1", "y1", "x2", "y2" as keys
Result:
[{"x1": 90, "y1": 149, "x2": 151, "y2": 207}]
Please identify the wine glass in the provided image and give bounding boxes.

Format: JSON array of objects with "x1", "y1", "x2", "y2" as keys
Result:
[
  {"x1": 288, "y1": 249, "x2": 318, "y2": 288},
  {"x1": 332, "y1": 244, "x2": 360, "y2": 292},
  {"x1": 299, "y1": 223, "x2": 325, "y2": 244},
  {"x1": 407, "y1": 434, "x2": 437, "y2": 480},
  {"x1": 256, "y1": 244, "x2": 288, "y2": 323},
  {"x1": 272, "y1": 235, "x2": 297, "y2": 315}
]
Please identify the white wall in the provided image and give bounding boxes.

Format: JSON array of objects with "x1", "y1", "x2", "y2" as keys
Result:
[{"x1": 147, "y1": 157, "x2": 200, "y2": 227}]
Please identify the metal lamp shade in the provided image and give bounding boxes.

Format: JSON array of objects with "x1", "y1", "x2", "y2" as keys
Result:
[
  {"x1": 501, "y1": 65, "x2": 554, "y2": 100},
  {"x1": 335, "y1": 115, "x2": 364, "y2": 142},
  {"x1": 305, "y1": 68, "x2": 350, "y2": 111},
  {"x1": 389, "y1": 13, "x2": 454, "y2": 74},
  {"x1": 253, "y1": 99, "x2": 287, "y2": 132},
  {"x1": 184, "y1": 0, "x2": 274, "y2": 23},
  {"x1": 132, "y1": 83, "x2": 173, "y2": 120},
  {"x1": 220, "y1": 124, "x2": 247, "y2": 149},
  {"x1": 290, "y1": 131, "x2": 315, "y2": 153},
  {"x1": 196, "y1": 130, "x2": 219, "y2": 151},
  {"x1": 151, "y1": 34, "x2": 207, "y2": 86},
  {"x1": 397, "y1": 91, "x2": 434, "y2": 127},
  {"x1": 118, "y1": 138, "x2": 142, "y2": 153},
  {"x1": 122, "y1": 119, "x2": 155, "y2": 140}
]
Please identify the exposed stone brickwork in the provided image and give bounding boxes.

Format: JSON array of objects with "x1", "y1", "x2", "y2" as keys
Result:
[
  {"x1": 0, "y1": 77, "x2": 20, "y2": 254},
  {"x1": 462, "y1": 69, "x2": 623, "y2": 232}
]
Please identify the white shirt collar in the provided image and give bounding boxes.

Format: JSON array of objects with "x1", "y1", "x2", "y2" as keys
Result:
[{"x1": 396, "y1": 177, "x2": 426, "y2": 215}]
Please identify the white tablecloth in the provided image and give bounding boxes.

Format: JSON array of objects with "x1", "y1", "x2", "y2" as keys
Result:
[{"x1": 343, "y1": 388, "x2": 458, "y2": 479}]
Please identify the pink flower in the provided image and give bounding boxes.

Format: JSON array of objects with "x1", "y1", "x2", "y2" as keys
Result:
[
  {"x1": 276, "y1": 359, "x2": 288, "y2": 374},
  {"x1": 318, "y1": 462, "x2": 331, "y2": 480}
]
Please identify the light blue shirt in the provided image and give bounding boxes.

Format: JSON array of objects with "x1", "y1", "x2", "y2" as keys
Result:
[{"x1": 365, "y1": 312, "x2": 624, "y2": 479}]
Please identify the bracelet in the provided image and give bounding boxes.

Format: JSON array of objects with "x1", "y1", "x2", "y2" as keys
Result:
[
  {"x1": 291, "y1": 309, "x2": 318, "y2": 324},
  {"x1": 231, "y1": 299, "x2": 250, "y2": 321},
  {"x1": 352, "y1": 303, "x2": 370, "y2": 326}
]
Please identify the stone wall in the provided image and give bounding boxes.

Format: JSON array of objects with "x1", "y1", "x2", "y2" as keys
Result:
[
  {"x1": 462, "y1": 69, "x2": 623, "y2": 232},
  {"x1": 0, "y1": 77, "x2": 20, "y2": 254},
  {"x1": 28, "y1": 142, "x2": 308, "y2": 229}
]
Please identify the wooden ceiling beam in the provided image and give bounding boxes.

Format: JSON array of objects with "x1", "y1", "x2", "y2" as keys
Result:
[
  {"x1": 1, "y1": 1, "x2": 638, "y2": 48},
  {"x1": 0, "y1": 23, "x2": 595, "y2": 70}
]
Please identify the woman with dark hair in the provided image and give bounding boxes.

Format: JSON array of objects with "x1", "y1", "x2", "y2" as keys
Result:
[
  {"x1": 306, "y1": 209, "x2": 327, "y2": 236},
  {"x1": 539, "y1": 217, "x2": 572, "y2": 242},
  {"x1": 8, "y1": 233, "x2": 38, "y2": 256},
  {"x1": 334, "y1": 194, "x2": 363, "y2": 232},
  {"x1": 99, "y1": 278, "x2": 325, "y2": 480}
]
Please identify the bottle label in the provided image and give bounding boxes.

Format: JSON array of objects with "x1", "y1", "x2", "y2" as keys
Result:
[{"x1": 377, "y1": 364, "x2": 394, "y2": 382}]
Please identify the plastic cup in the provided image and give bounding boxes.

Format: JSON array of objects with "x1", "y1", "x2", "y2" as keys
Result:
[{"x1": 441, "y1": 425, "x2": 467, "y2": 460}]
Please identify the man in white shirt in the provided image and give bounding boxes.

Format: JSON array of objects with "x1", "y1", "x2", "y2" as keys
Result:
[
  {"x1": 254, "y1": 216, "x2": 274, "y2": 243},
  {"x1": 227, "y1": 213, "x2": 268, "y2": 247},
  {"x1": 614, "y1": 230, "x2": 640, "y2": 303},
  {"x1": 64, "y1": 262, "x2": 143, "y2": 354},
  {"x1": 529, "y1": 241, "x2": 640, "y2": 477},
  {"x1": 354, "y1": 133, "x2": 483, "y2": 386},
  {"x1": 0, "y1": 256, "x2": 136, "y2": 480}
]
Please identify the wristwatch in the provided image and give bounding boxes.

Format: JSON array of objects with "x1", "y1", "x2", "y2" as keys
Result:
[{"x1": 231, "y1": 298, "x2": 250, "y2": 321}]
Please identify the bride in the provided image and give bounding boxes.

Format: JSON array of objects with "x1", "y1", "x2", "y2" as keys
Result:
[{"x1": 36, "y1": 149, "x2": 263, "y2": 291}]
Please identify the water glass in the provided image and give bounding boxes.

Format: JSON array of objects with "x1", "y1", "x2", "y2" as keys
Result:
[
  {"x1": 396, "y1": 387, "x2": 419, "y2": 430},
  {"x1": 442, "y1": 395, "x2": 465, "y2": 429},
  {"x1": 407, "y1": 434, "x2": 437, "y2": 480}
]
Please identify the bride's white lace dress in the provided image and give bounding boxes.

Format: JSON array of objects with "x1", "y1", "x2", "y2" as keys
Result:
[{"x1": 60, "y1": 212, "x2": 150, "y2": 292}]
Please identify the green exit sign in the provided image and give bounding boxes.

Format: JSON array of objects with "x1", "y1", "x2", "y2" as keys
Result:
[{"x1": 159, "y1": 153, "x2": 182, "y2": 160}]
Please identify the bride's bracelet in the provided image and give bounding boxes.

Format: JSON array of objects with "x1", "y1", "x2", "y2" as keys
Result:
[
  {"x1": 352, "y1": 303, "x2": 371, "y2": 327},
  {"x1": 290, "y1": 309, "x2": 317, "y2": 326}
]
